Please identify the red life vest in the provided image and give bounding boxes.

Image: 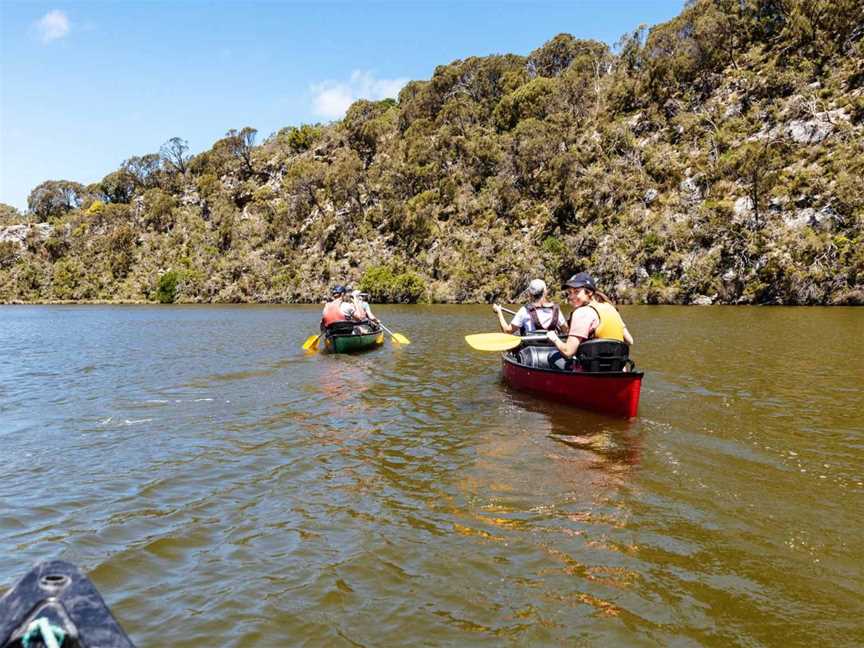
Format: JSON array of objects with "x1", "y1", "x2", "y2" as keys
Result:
[{"x1": 321, "y1": 300, "x2": 347, "y2": 327}]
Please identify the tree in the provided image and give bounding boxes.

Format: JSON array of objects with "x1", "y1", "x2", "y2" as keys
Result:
[
  {"x1": 27, "y1": 180, "x2": 85, "y2": 221},
  {"x1": 99, "y1": 169, "x2": 137, "y2": 203},
  {"x1": 122, "y1": 154, "x2": 162, "y2": 189},
  {"x1": 342, "y1": 99, "x2": 396, "y2": 164},
  {"x1": 224, "y1": 127, "x2": 257, "y2": 174},
  {"x1": 493, "y1": 77, "x2": 558, "y2": 131},
  {"x1": 325, "y1": 148, "x2": 364, "y2": 208},
  {"x1": 527, "y1": 34, "x2": 609, "y2": 79},
  {"x1": 160, "y1": 137, "x2": 191, "y2": 175},
  {"x1": 283, "y1": 158, "x2": 326, "y2": 212},
  {"x1": 276, "y1": 124, "x2": 324, "y2": 154},
  {"x1": 0, "y1": 203, "x2": 22, "y2": 225},
  {"x1": 721, "y1": 139, "x2": 787, "y2": 229}
]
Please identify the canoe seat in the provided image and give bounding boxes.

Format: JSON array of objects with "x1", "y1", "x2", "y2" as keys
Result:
[
  {"x1": 576, "y1": 339, "x2": 634, "y2": 372},
  {"x1": 325, "y1": 319, "x2": 378, "y2": 336}
]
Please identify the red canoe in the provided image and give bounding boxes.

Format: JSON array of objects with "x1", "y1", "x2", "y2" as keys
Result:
[{"x1": 501, "y1": 351, "x2": 644, "y2": 419}]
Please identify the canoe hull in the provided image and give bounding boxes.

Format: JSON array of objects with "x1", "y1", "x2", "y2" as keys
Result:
[
  {"x1": 502, "y1": 353, "x2": 643, "y2": 418},
  {"x1": 0, "y1": 561, "x2": 134, "y2": 647},
  {"x1": 324, "y1": 329, "x2": 384, "y2": 353}
]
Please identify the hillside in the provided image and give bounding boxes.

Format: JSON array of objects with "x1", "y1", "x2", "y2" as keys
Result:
[{"x1": 2, "y1": 0, "x2": 863, "y2": 305}]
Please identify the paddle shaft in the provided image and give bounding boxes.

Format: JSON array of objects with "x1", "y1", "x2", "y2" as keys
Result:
[{"x1": 520, "y1": 334, "x2": 550, "y2": 343}]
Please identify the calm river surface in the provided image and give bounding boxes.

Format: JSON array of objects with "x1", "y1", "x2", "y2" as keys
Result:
[{"x1": 1, "y1": 305, "x2": 862, "y2": 646}]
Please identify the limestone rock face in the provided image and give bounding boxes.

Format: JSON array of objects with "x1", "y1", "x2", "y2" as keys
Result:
[
  {"x1": 783, "y1": 208, "x2": 813, "y2": 228},
  {"x1": 0, "y1": 223, "x2": 52, "y2": 247},
  {"x1": 787, "y1": 119, "x2": 834, "y2": 144},
  {"x1": 691, "y1": 294, "x2": 714, "y2": 305},
  {"x1": 785, "y1": 109, "x2": 849, "y2": 144},
  {"x1": 643, "y1": 188, "x2": 658, "y2": 205},
  {"x1": 811, "y1": 205, "x2": 842, "y2": 229},
  {"x1": 679, "y1": 176, "x2": 702, "y2": 206},
  {"x1": 733, "y1": 196, "x2": 754, "y2": 224},
  {"x1": 181, "y1": 188, "x2": 201, "y2": 207},
  {"x1": 783, "y1": 206, "x2": 842, "y2": 230}
]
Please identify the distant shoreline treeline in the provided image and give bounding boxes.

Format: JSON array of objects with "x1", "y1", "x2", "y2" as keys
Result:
[{"x1": 1, "y1": 0, "x2": 863, "y2": 305}]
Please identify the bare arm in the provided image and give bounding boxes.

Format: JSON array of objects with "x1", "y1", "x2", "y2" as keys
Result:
[
  {"x1": 623, "y1": 326, "x2": 634, "y2": 345},
  {"x1": 558, "y1": 313, "x2": 569, "y2": 336},
  {"x1": 493, "y1": 304, "x2": 515, "y2": 334},
  {"x1": 547, "y1": 331, "x2": 581, "y2": 358}
]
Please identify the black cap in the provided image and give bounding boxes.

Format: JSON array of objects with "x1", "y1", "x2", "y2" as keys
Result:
[
  {"x1": 564, "y1": 272, "x2": 597, "y2": 292},
  {"x1": 331, "y1": 285, "x2": 346, "y2": 295}
]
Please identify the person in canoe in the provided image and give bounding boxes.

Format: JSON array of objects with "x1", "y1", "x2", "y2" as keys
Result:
[
  {"x1": 493, "y1": 279, "x2": 568, "y2": 336},
  {"x1": 545, "y1": 272, "x2": 633, "y2": 365},
  {"x1": 321, "y1": 285, "x2": 356, "y2": 329},
  {"x1": 349, "y1": 289, "x2": 380, "y2": 334},
  {"x1": 351, "y1": 290, "x2": 379, "y2": 323}
]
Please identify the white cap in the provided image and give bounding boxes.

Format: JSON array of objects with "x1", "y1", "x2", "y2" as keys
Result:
[
  {"x1": 527, "y1": 279, "x2": 546, "y2": 296},
  {"x1": 351, "y1": 290, "x2": 362, "y2": 298}
]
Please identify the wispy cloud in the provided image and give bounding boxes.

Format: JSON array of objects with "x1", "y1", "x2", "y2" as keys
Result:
[
  {"x1": 311, "y1": 71, "x2": 408, "y2": 119},
  {"x1": 35, "y1": 10, "x2": 70, "y2": 43}
]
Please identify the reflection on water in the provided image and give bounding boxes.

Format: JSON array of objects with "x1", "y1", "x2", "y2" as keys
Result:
[
  {"x1": 0, "y1": 305, "x2": 862, "y2": 647},
  {"x1": 507, "y1": 388, "x2": 642, "y2": 471}
]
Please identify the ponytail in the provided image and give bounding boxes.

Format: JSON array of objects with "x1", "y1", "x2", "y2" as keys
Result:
[{"x1": 593, "y1": 290, "x2": 612, "y2": 304}]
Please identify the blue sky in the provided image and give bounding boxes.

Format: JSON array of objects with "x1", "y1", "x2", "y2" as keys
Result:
[{"x1": 0, "y1": 1, "x2": 684, "y2": 211}]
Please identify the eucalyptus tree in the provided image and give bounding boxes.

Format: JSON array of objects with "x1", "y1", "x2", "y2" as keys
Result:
[
  {"x1": 27, "y1": 180, "x2": 85, "y2": 221},
  {"x1": 160, "y1": 137, "x2": 191, "y2": 175}
]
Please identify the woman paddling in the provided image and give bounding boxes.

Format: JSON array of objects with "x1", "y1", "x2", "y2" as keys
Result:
[
  {"x1": 493, "y1": 279, "x2": 568, "y2": 336},
  {"x1": 546, "y1": 272, "x2": 633, "y2": 363}
]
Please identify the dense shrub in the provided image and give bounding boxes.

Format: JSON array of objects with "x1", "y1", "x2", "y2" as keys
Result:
[
  {"x1": 359, "y1": 265, "x2": 425, "y2": 303},
  {"x1": 156, "y1": 270, "x2": 182, "y2": 303}
]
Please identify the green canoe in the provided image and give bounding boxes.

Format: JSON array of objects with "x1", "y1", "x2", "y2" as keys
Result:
[{"x1": 323, "y1": 322, "x2": 385, "y2": 353}]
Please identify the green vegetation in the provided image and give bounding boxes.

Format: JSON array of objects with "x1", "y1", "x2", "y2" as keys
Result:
[
  {"x1": 359, "y1": 265, "x2": 425, "y2": 303},
  {"x1": 2, "y1": 0, "x2": 863, "y2": 305},
  {"x1": 156, "y1": 270, "x2": 183, "y2": 304}
]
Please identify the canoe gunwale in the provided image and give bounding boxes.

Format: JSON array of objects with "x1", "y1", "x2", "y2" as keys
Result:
[{"x1": 501, "y1": 351, "x2": 644, "y2": 379}]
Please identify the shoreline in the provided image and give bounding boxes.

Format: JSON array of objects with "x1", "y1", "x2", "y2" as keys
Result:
[{"x1": 2, "y1": 299, "x2": 861, "y2": 307}]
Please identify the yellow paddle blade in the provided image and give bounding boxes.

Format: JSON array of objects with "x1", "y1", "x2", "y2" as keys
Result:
[
  {"x1": 464, "y1": 332, "x2": 523, "y2": 352},
  {"x1": 391, "y1": 332, "x2": 411, "y2": 345},
  {"x1": 302, "y1": 334, "x2": 320, "y2": 351}
]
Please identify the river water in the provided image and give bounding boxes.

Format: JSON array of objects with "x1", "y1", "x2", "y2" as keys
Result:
[{"x1": 1, "y1": 305, "x2": 862, "y2": 646}]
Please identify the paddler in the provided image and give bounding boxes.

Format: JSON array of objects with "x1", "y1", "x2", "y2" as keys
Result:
[
  {"x1": 493, "y1": 279, "x2": 568, "y2": 336},
  {"x1": 321, "y1": 285, "x2": 355, "y2": 329},
  {"x1": 545, "y1": 272, "x2": 633, "y2": 363},
  {"x1": 351, "y1": 290, "x2": 379, "y2": 324}
]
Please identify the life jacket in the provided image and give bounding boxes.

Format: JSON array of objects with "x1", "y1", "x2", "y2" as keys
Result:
[
  {"x1": 586, "y1": 301, "x2": 626, "y2": 341},
  {"x1": 321, "y1": 300, "x2": 347, "y2": 327},
  {"x1": 522, "y1": 303, "x2": 561, "y2": 335}
]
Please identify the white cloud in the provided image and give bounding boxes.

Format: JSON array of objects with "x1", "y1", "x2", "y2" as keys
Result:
[
  {"x1": 36, "y1": 10, "x2": 70, "y2": 42},
  {"x1": 311, "y1": 70, "x2": 409, "y2": 119}
]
